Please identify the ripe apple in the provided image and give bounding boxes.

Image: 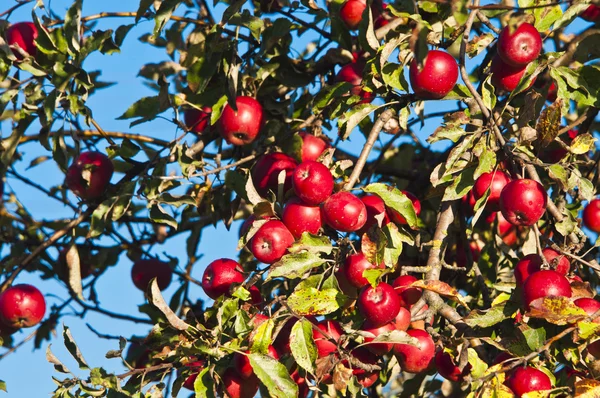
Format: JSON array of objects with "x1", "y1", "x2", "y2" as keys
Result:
[
  {"x1": 497, "y1": 23, "x2": 542, "y2": 67},
  {"x1": 491, "y1": 56, "x2": 533, "y2": 93},
  {"x1": 282, "y1": 197, "x2": 323, "y2": 239},
  {"x1": 218, "y1": 96, "x2": 264, "y2": 146},
  {"x1": 350, "y1": 347, "x2": 379, "y2": 387},
  {"x1": 131, "y1": 259, "x2": 173, "y2": 291},
  {"x1": 393, "y1": 329, "x2": 435, "y2": 373},
  {"x1": 65, "y1": 151, "x2": 114, "y2": 200},
  {"x1": 292, "y1": 161, "x2": 334, "y2": 205},
  {"x1": 387, "y1": 191, "x2": 421, "y2": 225},
  {"x1": 505, "y1": 366, "x2": 552, "y2": 397},
  {"x1": 234, "y1": 345, "x2": 279, "y2": 379},
  {"x1": 290, "y1": 367, "x2": 310, "y2": 398},
  {"x1": 360, "y1": 194, "x2": 390, "y2": 232},
  {"x1": 250, "y1": 220, "x2": 294, "y2": 264},
  {"x1": 497, "y1": 211, "x2": 518, "y2": 246},
  {"x1": 5, "y1": 22, "x2": 38, "y2": 59},
  {"x1": 343, "y1": 253, "x2": 385, "y2": 288},
  {"x1": 0, "y1": 284, "x2": 46, "y2": 328},
  {"x1": 322, "y1": 191, "x2": 368, "y2": 232},
  {"x1": 392, "y1": 275, "x2": 423, "y2": 307},
  {"x1": 583, "y1": 199, "x2": 600, "y2": 233},
  {"x1": 514, "y1": 253, "x2": 542, "y2": 286},
  {"x1": 201, "y1": 258, "x2": 245, "y2": 299},
  {"x1": 335, "y1": 62, "x2": 374, "y2": 103},
  {"x1": 542, "y1": 248, "x2": 570, "y2": 275},
  {"x1": 499, "y1": 179, "x2": 547, "y2": 226},
  {"x1": 358, "y1": 282, "x2": 401, "y2": 326},
  {"x1": 313, "y1": 319, "x2": 343, "y2": 357},
  {"x1": 251, "y1": 313, "x2": 269, "y2": 327},
  {"x1": 435, "y1": 350, "x2": 472, "y2": 382},
  {"x1": 409, "y1": 303, "x2": 432, "y2": 330},
  {"x1": 340, "y1": 0, "x2": 367, "y2": 29},
  {"x1": 184, "y1": 106, "x2": 211, "y2": 133},
  {"x1": 222, "y1": 368, "x2": 258, "y2": 398},
  {"x1": 362, "y1": 321, "x2": 395, "y2": 355},
  {"x1": 522, "y1": 270, "x2": 572, "y2": 310},
  {"x1": 581, "y1": 4, "x2": 600, "y2": 22},
  {"x1": 472, "y1": 170, "x2": 511, "y2": 212},
  {"x1": 575, "y1": 298, "x2": 600, "y2": 322},
  {"x1": 181, "y1": 359, "x2": 205, "y2": 390},
  {"x1": 409, "y1": 50, "x2": 459, "y2": 99},
  {"x1": 546, "y1": 81, "x2": 557, "y2": 102},
  {"x1": 251, "y1": 153, "x2": 298, "y2": 196},
  {"x1": 298, "y1": 132, "x2": 329, "y2": 162},
  {"x1": 394, "y1": 307, "x2": 411, "y2": 331}
]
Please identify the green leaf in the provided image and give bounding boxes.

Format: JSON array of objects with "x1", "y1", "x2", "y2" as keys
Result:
[
  {"x1": 578, "y1": 321, "x2": 600, "y2": 340},
  {"x1": 522, "y1": 326, "x2": 546, "y2": 351},
  {"x1": 362, "y1": 329, "x2": 418, "y2": 346},
  {"x1": 468, "y1": 348, "x2": 488, "y2": 379},
  {"x1": 290, "y1": 319, "x2": 317, "y2": 374},
  {"x1": 287, "y1": 233, "x2": 333, "y2": 255},
  {"x1": 149, "y1": 203, "x2": 178, "y2": 229},
  {"x1": 251, "y1": 319, "x2": 275, "y2": 354},
  {"x1": 553, "y1": 3, "x2": 591, "y2": 30},
  {"x1": 0, "y1": 380, "x2": 6, "y2": 393},
  {"x1": 249, "y1": 354, "x2": 298, "y2": 398},
  {"x1": 64, "y1": 0, "x2": 82, "y2": 56},
  {"x1": 364, "y1": 183, "x2": 417, "y2": 229},
  {"x1": 194, "y1": 367, "x2": 215, "y2": 398},
  {"x1": 154, "y1": 0, "x2": 182, "y2": 37},
  {"x1": 228, "y1": 10, "x2": 264, "y2": 42},
  {"x1": 443, "y1": 84, "x2": 473, "y2": 100},
  {"x1": 288, "y1": 288, "x2": 346, "y2": 316},
  {"x1": 63, "y1": 326, "x2": 89, "y2": 370},
  {"x1": 464, "y1": 302, "x2": 518, "y2": 328},
  {"x1": 570, "y1": 133, "x2": 596, "y2": 155},
  {"x1": 555, "y1": 211, "x2": 577, "y2": 237},
  {"x1": 338, "y1": 103, "x2": 383, "y2": 140},
  {"x1": 88, "y1": 198, "x2": 117, "y2": 238},
  {"x1": 267, "y1": 252, "x2": 327, "y2": 281},
  {"x1": 548, "y1": 164, "x2": 569, "y2": 191},
  {"x1": 136, "y1": 0, "x2": 154, "y2": 22},
  {"x1": 148, "y1": 279, "x2": 191, "y2": 330},
  {"x1": 382, "y1": 223, "x2": 403, "y2": 267},
  {"x1": 427, "y1": 125, "x2": 467, "y2": 144},
  {"x1": 474, "y1": 150, "x2": 496, "y2": 180},
  {"x1": 533, "y1": 0, "x2": 563, "y2": 31},
  {"x1": 482, "y1": 75, "x2": 497, "y2": 111},
  {"x1": 443, "y1": 167, "x2": 475, "y2": 202}
]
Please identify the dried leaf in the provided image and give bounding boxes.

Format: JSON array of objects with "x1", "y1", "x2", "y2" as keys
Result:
[
  {"x1": 148, "y1": 279, "x2": 191, "y2": 330},
  {"x1": 411, "y1": 280, "x2": 470, "y2": 309},
  {"x1": 536, "y1": 101, "x2": 562, "y2": 147},
  {"x1": 527, "y1": 296, "x2": 587, "y2": 325}
]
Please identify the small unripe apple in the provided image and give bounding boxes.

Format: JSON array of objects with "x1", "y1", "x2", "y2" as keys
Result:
[
  {"x1": 339, "y1": 0, "x2": 367, "y2": 30},
  {"x1": 0, "y1": 284, "x2": 46, "y2": 328},
  {"x1": 490, "y1": 56, "x2": 531, "y2": 92},
  {"x1": 335, "y1": 62, "x2": 374, "y2": 103},
  {"x1": 505, "y1": 366, "x2": 552, "y2": 397},
  {"x1": 497, "y1": 23, "x2": 542, "y2": 67},
  {"x1": 252, "y1": 153, "x2": 298, "y2": 196},
  {"x1": 201, "y1": 258, "x2": 245, "y2": 299},
  {"x1": 250, "y1": 220, "x2": 294, "y2": 264},
  {"x1": 298, "y1": 132, "x2": 329, "y2": 162},
  {"x1": 313, "y1": 320, "x2": 343, "y2": 357},
  {"x1": 583, "y1": 199, "x2": 600, "y2": 233},
  {"x1": 362, "y1": 321, "x2": 396, "y2": 355},
  {"x1": 322, "y1": 191, "x2": 368, "y2": 233},
  {"x1": 65, "y1": 151, "x2": 114, "y2": 200},
  {"x1": 392, "y1": 275, "x2": 423, "y2": 307},
  {"x1": 292, "y1": 161, "x2": 334, "y2": 205},
  {"x1": 435, "y1": 350, "x2": 471, "y2": 382},
  {"x1": 131, "y1": 259, "x2": 173, "y2": 291},
  {"x1": 393, "y1": 329, "x2": 435, "y2": 373},
  {"x1": 581, "y1": 4, "x2": 600, "y2": 22},
  {"x1": 499, "y1": 179, "x2": 547, "y2": 226},
  {"x1": 522, "y1": 270, "x2": 572, "y2": 310},
  {"x1": 387, "y1": 191, "x2": 421, "y2": 225},
  {"x1": 5, "y1": 22, "x2": 38, "y2": 59},
  {"x1": 394, "y1": 307, "x2": 411, "y2": 331},
  {"x1": 358, "y1": 282, "x2": 401, "y2": 326},
  {"x1": 218, "y1": 96, "x2": 264, "y2": 146},
  {"x1": 234, "y1": 345, "x2": 279, "y2": 379},
  {"x1": 184, "y1": 106, "x2": 211, "y2": 133},
  {"x1": 282, "y1": 197, "x2": 323, "y2": 239},
  {"x1": 360, "y1": 194, "x2": 390, "y2": 232},
  {"x1": 222, "y1": 368, "x2": 258, "y2": 398},
  {"x1": 409, "y1": 50, "x2": 459, "y2": 99},
  {"x1": 473, "y1": 170, "x2": 511, "y2": 212},
  {"x1": 343, "y1": 253, "x2": 385, "y2": 288}
]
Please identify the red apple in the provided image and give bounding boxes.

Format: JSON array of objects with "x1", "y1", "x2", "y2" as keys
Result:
[
  {"x1": 362, "y1": 321, "x2": 395, "y2": 355},
  {"x1": 547, "y1": 81, "x2": 557, "y2": 102},
  {"x1": 218, "y1": 96, "x2": 264, "y2": 146},
  {"x1": 234, "y1": 345, "x2": 279, "y2": 379},
  {"x1": 0, "y1": 284, "x2": 46, "y2": 328},
  {"x1": 514, "y1": 253, "x2": 542, "y2": 286},
  {"x1": 435, "y1": 350, "x2": 471, "y2": 382},
  {"x1": 252, "y1": 153, "x2": 298, "y2": 196},
  {"x1": 497, "y1": 23, "x2": 542, "y2": 67},
  {"x1": 409, "y1": 50, "x2": 459, "y2": 99},
  {"x1": 394, "y1": 307, "x2": 411, "y2": 331},
  {"x1": 490, "y1": 56, "x2": 532, "y2": 92},
  {"x1": 292, "y1": 161, "x2": 334, "y2": 205},
  {"x1": 343, "y1": 253, "x2": 385, "y2": 288},
  {"x1": 581, "y1": 4, "x2": 600, "y2": 22},
  {"x1": 575, "y1": 298, "x2": 600, "y2": 322},
  {"x1": 184, "y1": 106, "x2": 211, "y2": 133},
  {"x1": 250, "y1": 220, "x2": 294, "y2": 264},
  {"x1": 472, "y1": 170, "x2": 511, "y2": 212},
  {"x1": 350, "y1": 347, "x2": 379, "y2": 387},
  {"x1": 251, "y1": 313, "x2": 269, "y2": 327},
  {"x1": 505, "y1": 366, "x2": 552, "y2": 397},
  {"x1": 313, "y1": 320, "x2": 343, "y2": 357},
  {"x1": 409, "y1": 303, "x2": 432, "y2": 330},
  {"x1": 181, "y1": 360, "x2": 205, "y2": 390},
  {"x1": 499, "y1": 179, "x2": 547, "y2": 226},
  {"x1": 387, "y1": 191, "x2": 421, "y2": 225},
  {"x1": 340, "y1": 0, "x2": 367, "y2": 30},
  {"x1": 360, "y1": 194, "x2": 391, "y2": 232},
  {"x1": 583, "y1": 199, "x2": 600, "y2": 233},
  {"x1": 393, "y1": 329, "x2": 435, "y2": 373},
  {"x1": 5, "y1": 22, "x2": 38, "y2": 59},
  {"x1": 222, "y1": 368, "x2": 258, "y2": 398},
  {"x1": 65, "y1": 151, "x2": 114, "y2": 200},
  {"x1": 392, "y1": 275, "x2": 423, "y2": 307},
  {"x1": 335, "y1": 62, "x2": 374, "y2": 103},
  {"x1": 542, "y1": 248, "x2": 570, "y2": 275},
  {"x1": 322, "y1": 191, "x2": 368, "y2": 233},
  {"x1": 131, "y1": 259, "x2": 173, "y2": 291},
  {"x1": 497, "y1": 211, "x2": 518, "y2": 246},
  {"x1": 522, "y1": 270, "x2": 572, "y2": 310},
  {"x1": 358, "y1": 282, "x2": 401, "y2": 326},
  {"x1": 282, "y1": 197, "x2": 323, "y2": 239},
  {"x1": 290, "y1": 367, "x2": 310, "y2": 398},
  {"x1": 201, "y1": 258, "x2": 245, "y2": 299},
  {"x1": 298, "y1": 132, "x2": 329, "y2": 162}
]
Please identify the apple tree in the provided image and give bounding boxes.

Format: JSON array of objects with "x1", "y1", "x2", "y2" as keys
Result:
[{"x1": 0, "y1": 0, "x2": 600, "y2": 396}]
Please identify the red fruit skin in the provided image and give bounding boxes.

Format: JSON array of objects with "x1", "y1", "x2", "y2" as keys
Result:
[
  {"x1": 473, "y1": 170, "x2": 511, "y2": 212},
  {"x1": 234, "y1": 346, "x2": 279, "y2": 379},
  {"x1": 181, "y1": 360, "x2": 205, "y2": 391},
  {"x1": 350, "y1": 348, "x2": 379, "y2": 387},
  {"x1": 131, "y1": 259, "x2": 173, "y2": 291},
  {"x1": 218, "y1": 96, "x2": 264, "y2": 146},
  {"x1": 547, "y1": 81, "x2": 557, "y2": 102},
  {"x1": 583, "y1": 199, "x2": 600, "y2": 233},
  {"x1": 497, "y1": 23, "x2": 542, "y2": 67},
  {"x1": 581, "y1": 4, "x2": 600, "y2": 22},
  {"x1": 409, "y1": 304, "x2": 433, "y2": 330},
  {"x1": 313, "y1": 320, "x2": 343, "y2": 357},
  {"x1": 409, "y1": 50, "x2": 459, "y2": 99},
  {"x1": 282, "y1": 197, "x2": 323, "y2": 239},
  {"x1": 251, "y1": 313, "x2": 269, "y2": 327},
  {"x1": 290, "y1": 367, "x2": 310, "y2": 398},
  {"x1": 514, "y1": 253, "x2": 543, "y2": 286},
  {"x1": 340, "y1": 0, "x2": 367, "y2": 29},
  {"x1": 393, "y1": 329, "x2": 435, "y2": 373},
  {"x1": 493, "y1": 352, "x2": 514, "y2": 366},
  {"x1": 362, "y1": 321, "x2": 395, "y2": 355},
  {"x1": 575, "y1": 298, "x2": 600, "y2": 323},
  {"x1": 499, "y1": 179, "x2": 547, "y2": 226},
  {"x1": 358, "y1": 282, "x2": 401, "y2": 326},
  {"x1": 388, "y1": 191, "x2": 421, "y2": 225},
  {"x1": 222, "y1": 368, "x2": 258, "y2": 398},
  {"x1": 322, "y1": 192, "x2": 368, "y2": 233},
  {"x1": 251, "y1": 153, "x2": 298, "y2": 196},
  {"x1": 392, "y1": 275, "x2": 423, "y2": 307},
  {"x1": 250, "y1": 220, "x2": 294, "y2": 264},
  {"x1": 542, "y1": 248, "x2": 570, "y2": 275},
  {"x1": 184, "y1": 107, "x2": 211, "y2": 133},
  {"x1": 435, "y1": 351, "x2": 471, "y2": 382},
  {"x1": 522, "y1": 270, "x2": 572, "y2": 310},
  {"x1": 249, "y1": 285, "x2": 263, "y2": 305},
  {"x1": 65, "y1": 152, "x2": 114, "y2": 200},
  {"x1": 497, "y1": 211, "x2": 518, "y2": 246},
  {"x1": 506, "y1": 367, "x2": 552, "y2": 397},
  {"x1": 298, "y1": 132, "x2": 328, "y2": 162},
  {"x1": 0, "y1": 284, "x2": 46, "y2": 328},
  {"x1": 292, "y1": 161, "x2": 334, "y2": 205},
  {"x1": 360, "y1": 194, "x2": 390, "y2": 232},
  {"x1": 6, "y1": 22, "x2": 38, "y2": 59},
  {"x1": 336, "y1": 63, "x2": 374, "y2": 103},
  {"x1": 201, "y1": 258, "x2": 245, "y2": 299},
  {"x1": 491, "y1": 56, "x2": 531, "y2": 92},
  {"x1": 394, "y1": 307, "x2": 411, "y2": 331},
  {"x1": 343, "y1": 253, "x2": 385, "y2": 288}
]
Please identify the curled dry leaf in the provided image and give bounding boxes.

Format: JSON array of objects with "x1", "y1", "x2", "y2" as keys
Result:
[
  {"x1": 410, "y1": 279, "x2": 470, "y2": 309},
  {"x1": 527, "y1": 296, "x2": 588, "y2": 325}
]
